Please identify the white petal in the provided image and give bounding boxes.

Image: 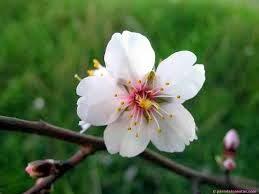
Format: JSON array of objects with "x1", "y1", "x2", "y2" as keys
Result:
[
  {"x1": 79, "y1": 121, "x2": 91, "y2": 130},
  {"x1": 76, "y1": 76, "x2": 125, "y2": 126},
  {"x1": 93, "y1": 66, "x2": 109, "y2": 77},
  {"x1": 151, "y1": 102, "x2": 197, "y2": 152},
  {"x1": 104, "y1": 113, "x2": 151, "y2": 157},
  {"x1": 156, "y1": 50, "x2": 205, "y2": 102},
  {"x1": 120, "y1": 118, "x2": 151, "y2": 157},
  {"x1": 104, "y1": 114, "x2": 129, "y2": 154},
  {"x1": 104, "y1": 31, "x2": 155, "y2": 81},
  {"x1": 156, "y1": 51, "x2": 197, "y2": 83},
  {"x1": 169, "y1": 64, "x2": 205, "y2": 102}
]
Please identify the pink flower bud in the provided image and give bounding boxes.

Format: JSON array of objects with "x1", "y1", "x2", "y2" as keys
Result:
[
  {"x1": 223, "y1": 158, "x2": 236, "y2": 171},
  {"x1": 223, "y1": 129, "x2": 240, "y2": 151},
  {"x1": 25, "y1": 159, "x2": 59, "y2": 178}
]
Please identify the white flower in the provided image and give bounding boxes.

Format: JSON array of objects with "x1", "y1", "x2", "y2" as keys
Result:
[
  {"x1": 77, "y1": 31, "x2": 205, "y2": 157},
  {"x1": 33, "y1": 97, "x2": 45, "y2": 110}
]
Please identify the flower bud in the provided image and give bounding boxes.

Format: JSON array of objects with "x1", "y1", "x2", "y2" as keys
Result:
[
  {"x1": 223, "y1": 129, "x2": 240, "y2": 152},
  {"x1": 223, "y1": 158, "x2": 236, "y2": 171},
  {"x1": 25, "y1": 159, "x2": 59, "y2": 178}
]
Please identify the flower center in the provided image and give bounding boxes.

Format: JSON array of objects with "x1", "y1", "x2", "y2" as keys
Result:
[
  {"x1": 138, "y1": 97, "x2": 153, "y2": 110},
  {"x1": 114, "y1": 72, "x2": 175, "y2": 137}
]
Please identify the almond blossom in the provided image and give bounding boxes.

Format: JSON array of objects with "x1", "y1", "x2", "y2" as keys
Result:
[{"x1": 76, "y1": 31, "x2": 205, "y2": 157}]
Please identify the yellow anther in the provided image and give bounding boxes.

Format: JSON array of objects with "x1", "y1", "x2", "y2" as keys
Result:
[
  {"x1": 127, "y1": 80, "x2": 131, "y2": 84},
  {"x1": 120, "y1": 101, "x2": 125, "y2": 105},
  {"x1": 129, "y1": 114, "x2": 133, "y2": 119},
  {"x1": 117, "y1": 107, "x2": 122, "y2": 112},
  {"x1": 169, "y1": 114, "x2": 173, "y2": 118},
  {"x1": 157, "y1": 128, "x2": 162, "y2": 133},
  {"x1": 133, "y1": 122, "x2": 138, "y2": 126},
  {"x1": 87, "y1": 70, "x2": 94, "y2": 76},
  {"x1": 161, "y1": 116, "x2": 165, "y2": 120},
  {"x1": 128, "y1": 127, "x2": 132, "y2": 131},
  {"x1": 177, "y1": 95, "x2": 181, "y2": 99},
  {"x1": 93, "y1": 59, "x2": 101, "y2": 69},
  {"x1": 135, "y1": 133, "x2": 139, "y2": 138},
  {"x1": 165, "y1": 82, "x2": 170, "y2": 86},
  {"x1": 114, "y1": 94, "x2": 118, "y2": 97},
  {"x1": 74, "y1": 74, "x2": 82, "y2": 81},
  {"x1": 160, "y1": 88, "x2": 164, "y2": 91},
  {"x1": 138, "y1": 80, "x2": 142, "y2": 84},
  {"x1": 147, "y1": 71, "x2": 156, "y2": 81},
  {"x1": 139, "y1": 98, "x2": 153, "y2": 110}
]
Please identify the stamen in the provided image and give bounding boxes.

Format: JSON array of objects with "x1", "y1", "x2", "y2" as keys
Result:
[
  {"x1": 87, "y1": 70, "x2": 94, "y2": 76},
  {"x1": 151, "y1": 112, "x2": 162, "y2": 133},
  {"x1": 138, "y1": 80, "x2": 142, "y2": 84},
  {"x1": 74, "y1": 74, "x2": 82, "y2": 81},
  {"x1": 150, "y1": 89, "x2": 161, "y2": 95},
  {"x1": 145, "y1": 110, "x2": 152, "y2": 122},
  {"x1": 120, "y1": 101, "x2": 125, "y2": 105},
  {"x1": 139, "y1": 98, "x2": 153, "y2": 110},
  {"x1": 135, "y1": 115, "x2": 143, "y2": 138},
  {"x1": 117, "y1": 107, "x2": 122, "y2": 112},
  {"x1": 128, "y1": 127, "x2": 132, "y2": 131},
  {"x1": 114, "y1": 94, "x2": 118, "y2": 97},
  {"x1": 154, "y1": 95, "x2": 174, "y2": 98},
  {"x1": 159, "y1": 107, "x2": 170, "y2": 115},
  {"x1": 93, "y1": 59, "x2": 101, "y2": 69},
  {"x1": 153, "y1": 108, "x2": 164, "y2": 119},
  {"x1": 155, "y1": 106, "x2": 173, "y2": 119},
  {"x1": 177, "y1": 95, "x2": 181, "y2": 99},
  {"x1": 160, "y1": 88, "x2": 164, "y2": 92},
  {"x1": 165, "y1": 82, "x2": 170, "y2": 86},
  {"x1": 127, "y1": 80, "x2": 132, "y2": 84}
]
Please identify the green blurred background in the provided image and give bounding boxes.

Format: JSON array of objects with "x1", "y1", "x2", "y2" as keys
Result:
[{"x1": 0, "y1": 0, "x2": 259, "y2": 193}]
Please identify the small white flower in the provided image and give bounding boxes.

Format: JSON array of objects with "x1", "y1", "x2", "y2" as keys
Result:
[
  {"x1": 77, "y1": 31, "x2": 205, "y2": 157},
  {"x1": 33, "y1": 97, "x2": 45, "y2": 110}
]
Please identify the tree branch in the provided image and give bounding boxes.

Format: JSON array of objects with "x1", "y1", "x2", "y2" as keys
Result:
[
  {"x1": 0, "y1": 115, "x2": 258, "y2": 192},
  {"x1": 24, "y1": 146, "x2": 96, "y2": 194}
]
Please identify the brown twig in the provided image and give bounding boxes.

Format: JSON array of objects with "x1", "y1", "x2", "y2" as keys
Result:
[
  {"x1": 24, "y1": 146, "x2": 96, "y2": 194},
  {"x1": 0, "y1": 115, "x2": 258, "y2": 192}
]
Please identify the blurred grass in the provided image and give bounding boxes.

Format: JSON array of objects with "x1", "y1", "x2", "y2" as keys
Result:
[{"x1": 0, "y1": 0, "x2": 259, "y2": 193}]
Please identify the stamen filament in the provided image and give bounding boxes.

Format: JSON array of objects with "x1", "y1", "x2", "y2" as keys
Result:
[
  {"x1": 150, "y1": 112, "x2": 161, "y2": 133},
  {"x1": 74, "y1": 74, "x2": 82, "y2": 81}
]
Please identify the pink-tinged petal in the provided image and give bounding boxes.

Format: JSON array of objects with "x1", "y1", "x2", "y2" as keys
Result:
[
  {"x1": 151, "y1": 102, "x2": 197, "y2": 152},
  {"x1": 76, "y1": 75, "x2": 126, "y2": 126},
  {"x1": 223, "y1": 129, "x2": 240, "y2": 151},
  {"x1": 223, "y1": 158, "x2": 236, "y2": 171},
  {"x1": 104, "y1": 31, "x2": 155, "y2": 81}
]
